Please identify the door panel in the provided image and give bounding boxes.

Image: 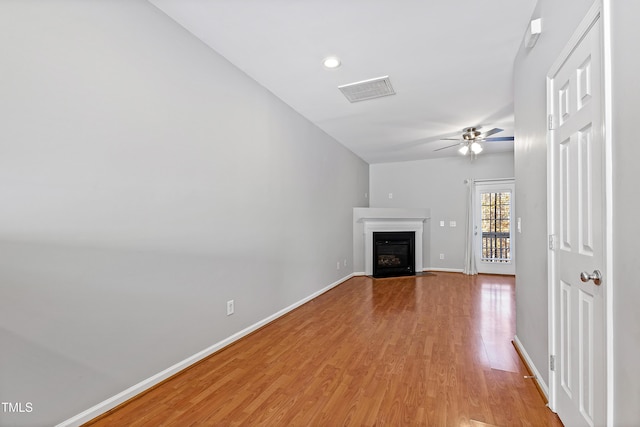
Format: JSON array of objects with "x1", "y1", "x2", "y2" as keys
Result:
[
  {"x1": 579, "y1": 289, "x2": 594, "y2": 421},
  {"x1": 578, "y1": 125, "x2": 594, "y2": 256},
  {"x1": 560, "y1": 280, "x2": 572, "y2": 395},
  {"x1": 560, "y1": 137, "x2": 571, "y2": 250}
]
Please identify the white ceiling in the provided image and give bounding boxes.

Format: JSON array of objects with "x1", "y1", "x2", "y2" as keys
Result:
[{"x1": 149, "y1": 0, "x2": 537, "y2": 164}]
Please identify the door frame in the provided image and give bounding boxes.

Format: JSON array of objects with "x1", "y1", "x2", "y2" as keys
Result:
[
  {"x1": 474, "y1": 179, "x2": 516, "y2": 275},
  {"x1": 546, "y1": 1, "x2": 614, "y2": 424}
]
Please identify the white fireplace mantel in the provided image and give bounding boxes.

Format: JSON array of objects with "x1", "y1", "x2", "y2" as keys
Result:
[{"x1": 353, "y1": 208, "x2": 430, "y2": 276}]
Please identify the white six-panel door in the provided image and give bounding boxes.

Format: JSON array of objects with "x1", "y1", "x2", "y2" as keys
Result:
[{"x1": 548, "y1": 7, "x2": 606, "y2": 427}]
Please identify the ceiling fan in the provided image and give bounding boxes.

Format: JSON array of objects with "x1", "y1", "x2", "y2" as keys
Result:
[{"x1": 434, "y1": 127, "x2": 514, "y2": 155}]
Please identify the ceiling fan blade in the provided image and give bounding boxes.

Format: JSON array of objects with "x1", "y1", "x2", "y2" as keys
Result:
[
  {"x1": 433, "y1": 143, "x2": 461, "y2": 152},
  {"x1": 484, "y1": 136, "x2": 515, "y2": 142},
  {"x1": 440, "y1": 138, "x2": 462, "y2": 141},
  {"x1": 480, "y1": 128, "x2": 503, "y2": 138}
]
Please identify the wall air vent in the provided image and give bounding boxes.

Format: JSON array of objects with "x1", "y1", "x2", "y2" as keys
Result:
[{"x1": 338, "y1": 76, "x2": 395, "y2": 103}]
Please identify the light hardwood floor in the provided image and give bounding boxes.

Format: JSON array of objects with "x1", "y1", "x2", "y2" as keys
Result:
[{"x1": 87, "y1": 272, "x2": 563, "y2": 426}]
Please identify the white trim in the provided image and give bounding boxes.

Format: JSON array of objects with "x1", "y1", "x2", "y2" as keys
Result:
[
  {"x1": 425, "y1": 267, "x2": 464, "y2": 273},
  {"x1": 56, "y1": 273, "x2": 356, "y2": 427},
  {"x1": 546, "y1": 20, "x2": 558, "y2": 408},
  {"x1": 546, "y1": 66, "x2": 557, "y2": 411},
  {"x1": 348, "y1": 270, "x2": 441, "y2": 277},
  {"x1": 601, "y1": 0, "x2": 614, "y2": 424},
  {"x1": 356, "y1": 269, "x2": 474, "y2": 277},
  {"x1": 473, "y1": 177, "x2": 515, "y2": 184},
  {"x1": 514, "y1": 335, "x2": 550, "y2": 400},
  {"x1": 547, "y1": 2, "x2": 602, "y2": 76}
]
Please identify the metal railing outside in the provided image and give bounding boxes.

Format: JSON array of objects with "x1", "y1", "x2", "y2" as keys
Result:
[{"x1": 481, "y1": 231, "x2": 511, "y2": 263}]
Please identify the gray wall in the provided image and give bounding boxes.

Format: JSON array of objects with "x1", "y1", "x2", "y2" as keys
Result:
[
  {"x1": 609, "y1": 2, "x2": 640, "y2": 424},
  {"x1": 369, "y1": 152, "x2": 514, "y2": 271},
  {"x1": 512, "y1": 0, "x2": 594, "y2": 391},
  {"x1": 514, "y1": 0, "x2": 640, "y2": 423},
  {"x1": 0, "y1": 1, "x2": 368, "y2": 425}
]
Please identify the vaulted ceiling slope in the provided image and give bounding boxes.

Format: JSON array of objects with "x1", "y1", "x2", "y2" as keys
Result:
[{"x1": 149, "y1": 0, "x2": 537, "y2": 163}]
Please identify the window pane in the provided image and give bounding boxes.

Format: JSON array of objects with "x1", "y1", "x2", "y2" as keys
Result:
[{"x1": 480, "y1": 191, "x2": 511, "y2": 262}]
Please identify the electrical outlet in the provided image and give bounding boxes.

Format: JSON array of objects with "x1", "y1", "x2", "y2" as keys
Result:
[
  {"x1": 226, "y1": 300, "x2": 234, "y2": 316},
  {"x1": 440, "y1": 253, "x2": 445, "y2": 260},
  {"x1": 343, "y1": 259, "x2": 347, "y2": 267},
  {"x1": 449, "y1": 221, "x2": 457, "y2": 227},
  {"x1": 388, "y1": 193, "x2": 393, "y2": 199},
  {"x1": 337, "y1": 261, "x2": 340, "y2": 270}
]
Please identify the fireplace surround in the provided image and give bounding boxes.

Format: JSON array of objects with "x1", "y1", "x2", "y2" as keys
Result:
[{"x1": 355, "y1": 208, "x2": 430, "y2": 277}]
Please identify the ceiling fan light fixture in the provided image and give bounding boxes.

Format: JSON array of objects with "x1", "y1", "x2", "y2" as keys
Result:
[
  {"x1": 470, "y1": 142, "x2": 483, "y2": 154},
  {"x1": 436, "y1": 126, "x2": 510, "y2": 155}
]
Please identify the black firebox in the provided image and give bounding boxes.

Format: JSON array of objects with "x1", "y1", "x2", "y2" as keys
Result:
[{"x1": 372, "y1": 231, "x2": 415, "y2": 278}]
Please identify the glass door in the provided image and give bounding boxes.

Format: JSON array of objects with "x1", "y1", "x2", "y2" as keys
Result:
[{"x1": 474, "y1": 181, "x2": 515, "y2": 275}]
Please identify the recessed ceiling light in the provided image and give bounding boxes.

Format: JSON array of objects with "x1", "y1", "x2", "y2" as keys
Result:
[{"x1": 322, "y1": 56, "x2": 341, "y2": 69}]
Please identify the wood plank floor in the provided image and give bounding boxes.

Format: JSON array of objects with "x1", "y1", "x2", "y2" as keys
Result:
[{"x1": 87, "y1": 272, "x2": 563, "y2": 426}]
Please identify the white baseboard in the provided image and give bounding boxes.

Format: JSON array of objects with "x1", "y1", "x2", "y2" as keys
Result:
[
  {"x1": 354, "y1": 269, "x2": 462, "y2": 276},
  {"x1": 425, "y1": 267, "x2": 464, "y2": 273},
  {"x1": 513, "y1": 335, "x2": 549, "y2": 399},
  {"x1": 56, "y1": 273, "x2": 355, "y2": 427}
]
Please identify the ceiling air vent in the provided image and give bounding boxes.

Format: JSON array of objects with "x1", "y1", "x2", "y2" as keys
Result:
[{"x1": 338, "y1": 76, "x2": 395, "y2": 103}]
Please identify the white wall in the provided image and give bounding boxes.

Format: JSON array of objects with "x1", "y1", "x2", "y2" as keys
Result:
[
  {"x1": 514, "y1": 0, "x2": 640, "y2": 423},
  {"x1": 369, "y1": 152, "x2": 514, "y2": 271},
  {"x1": 0, "y1": 1, "x2": 368, "y2": 425}
]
